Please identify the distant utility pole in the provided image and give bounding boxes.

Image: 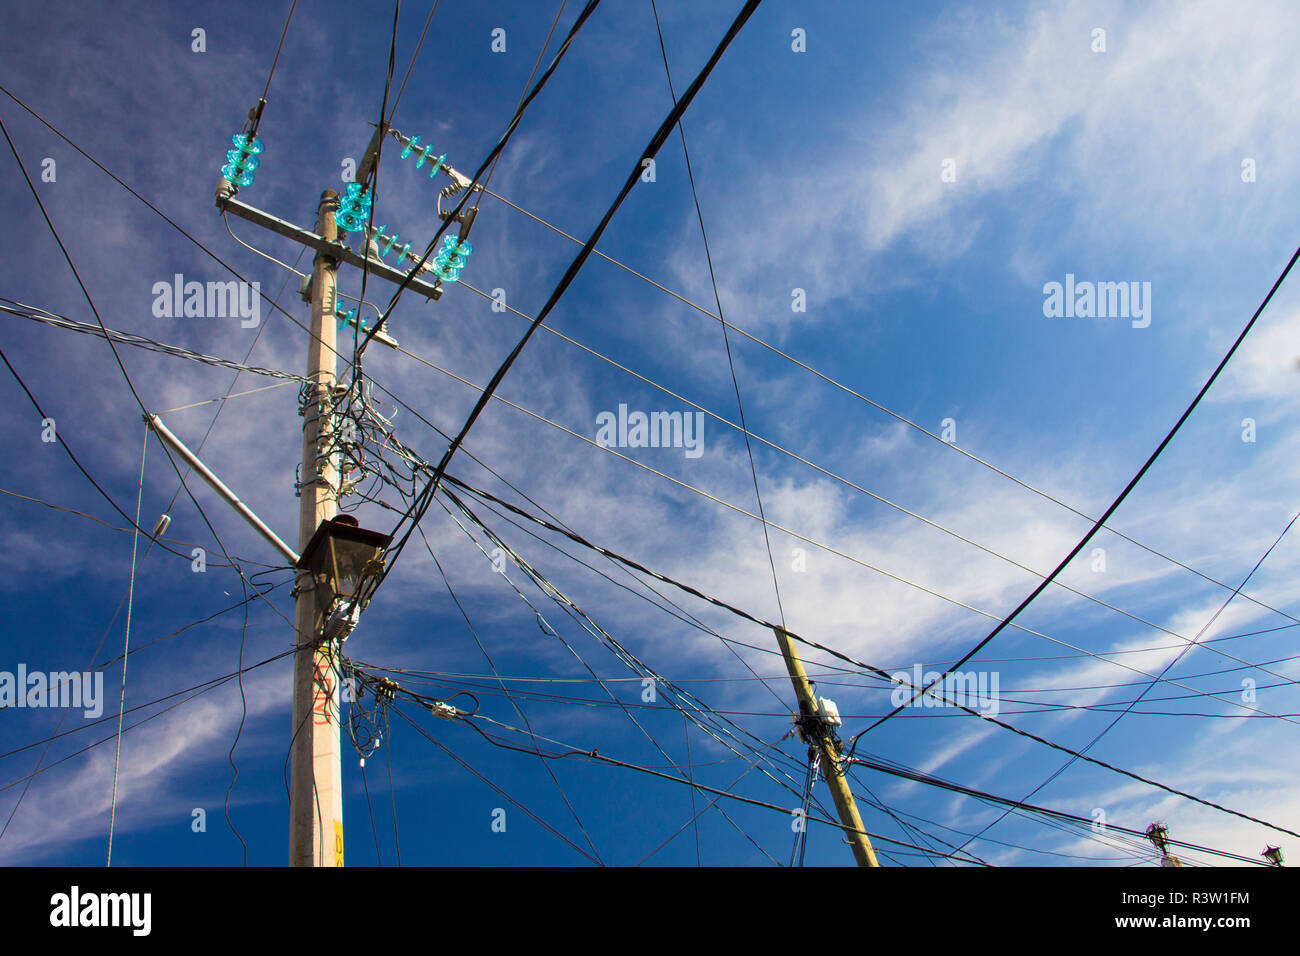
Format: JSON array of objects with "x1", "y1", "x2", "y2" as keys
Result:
[
  {"x1": 1146, "y1": 821, "x2": 1182, "y2": 867},
  {"x1": 773, "y1": 627, "x2": 880, "y2": 867}
]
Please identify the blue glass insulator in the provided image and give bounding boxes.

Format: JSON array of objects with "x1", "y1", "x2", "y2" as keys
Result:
[
  {"x1": 380, "y1": 233, "x2": 399, "y2": 257},
  {"x1": 337, "y1": 308, "x2": 356, "y2": 329},
  {"x1": 442, "y1": 235, "x2": 472, "y2": 257},
  {"x1": 428, "y1": 154, "x2": 446, "y2": 178},
  {"x1": 394, "y1": 241, "x2": 411, "y2": 262},
  {"x1": 231, "y1": 134, "x2": 264, "y2": 155},
  {"x1": 400, "y1": 135, "x2": 419, "y2": 160},
  {"x1": 225, "y1": 149, "x2": 260, "y2": 172},
  {"x1": 345, "y1": 182, "x2": 365, "y2": 200},
  {"x1": 221, "y1": 164, "x2": 254, "y2": 187}
]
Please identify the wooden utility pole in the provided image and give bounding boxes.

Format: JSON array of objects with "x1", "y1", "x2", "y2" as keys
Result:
[
  {"x1": 289, "y1": 190, "x2": 342, "y2": 867},
  {"x1": 773, "y1": 627, "x2": 880, "y2": 867}
]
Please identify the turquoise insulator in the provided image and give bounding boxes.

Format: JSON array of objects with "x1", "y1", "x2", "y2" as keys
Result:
[
  {"x1": 231, "y1": 133, "x2": 264, "y2": 155},
  {"x1": 400, "y1": 135, "x2": 420, "y2": 160},
  {"x1": 221, "y1": 164, "x2": 254, "y2": 186},
  {"x1": 225, "y1": 149, "x2": 259, "y2": 172}
]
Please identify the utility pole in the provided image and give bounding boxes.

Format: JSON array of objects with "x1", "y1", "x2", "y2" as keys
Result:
[
  {"x1": 209, "y1": 119, "x2": 471, "y2": 865},
  {"x1": 1146, "y1": 821, "x2": 1182, "y2": 867},
  {"x1": 773, "y1": 627, "x2": 880, "y2": 867},
  {"x1": 289, "y1": 191, "x2": 343, "y2": 867}
]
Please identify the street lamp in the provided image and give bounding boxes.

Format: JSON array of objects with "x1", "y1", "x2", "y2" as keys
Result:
[{"x1": 296, "y1": 515, "x2": 391, "y2": 640}]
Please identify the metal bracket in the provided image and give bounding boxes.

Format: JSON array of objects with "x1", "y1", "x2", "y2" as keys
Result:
[{"x1": 217, "y1": 191, "x2": 444, "y2": 301}]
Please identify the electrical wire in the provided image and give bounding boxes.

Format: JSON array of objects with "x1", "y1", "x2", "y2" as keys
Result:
[
  {"x1": 360, "y1": 0, "x2": 762, "y2": 610},
  {"x1": 106, "y1": 425, "x2": 148, "y2": 866},
  {"x1": 857, "y1": 241, "x2": 1300, "y2": 740}
]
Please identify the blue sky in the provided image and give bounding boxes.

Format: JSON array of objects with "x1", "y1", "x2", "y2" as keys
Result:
[{"x1": 2, "y1": 0, "x2": 1300, "y2": 867}]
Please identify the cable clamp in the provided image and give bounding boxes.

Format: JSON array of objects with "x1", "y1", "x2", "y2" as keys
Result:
[{"x1": 429, "y1": 700, "x2": 458, "y2": 720}]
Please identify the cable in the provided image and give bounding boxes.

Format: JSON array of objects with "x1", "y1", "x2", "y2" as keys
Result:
[
  {"x1": 955, "y1": 505, "x2": 1300, "y2": 856},
  {"x1": 360, "y1": 757, "x2": 383, "y2": 866},
  {"x1": 244, "y1": 0, "x2": 300, "y2": 144},
  {"x1": 356, "y1": 0, "x2": 604, "y2": 357},
  {"x1": 418, "y1": 526, "x2": 604, "y2": 864},
  {"x1": 858, "y1": 240, "x2": 1300, "y2": 740},
  {"x1": 456, "y1": 711, "x2": 990, "y2": 865},
  {"x1": 106, "y1": 425, "x2": 148, "y2": 866},
  {"x1": 0, "y1": 485, "x2": 280, "y2": 571},
  {"x1": 1, "y1": 299, "x2": 305, "y2": 381},
  {"x1": 466, "y1": 0, "x2": 569, "y2": 221},
  {"x1": 479, "y1": 183, "x2": 1300, "y2": 631},
  {"x1": 441, "y1": 472, "x2": 1300, "y2": 721},
  {"x1": 388, "y1": 0, "x2": 441, "y2": 121},
  {"x1": 361, "y1": 0, "x2": 762, "y2": 609},
  {"x1": 388, "y1": 703, "x2": 602, "y2": 865},
  {"x1": 3, "y1": 116, "x2": 294, "y2": 644},
  {"x1": 847, "y1": 755, "x2": 1269, "y2": 867},
  {"x1": 649, "y1": 0, "x2": 785, "y2": 638},
  {"x1": 450, "y1": 279, "x2": 1298, "y2": 680},
  {"x1": 0, "y1": 347, "x2": 195, "y2": 563},
  {"x1": 385, "y1": 728, "x2": 401, "y2": 866},
  {"x1": 437, "y1": 475, "x2": 1300, "y2": 839},
  {"x1": 0, "y1": 85, "x2": 359, "y2": 383},
  {"x1": 0, "y1": 649, "x2": 297, "y2": 796}
]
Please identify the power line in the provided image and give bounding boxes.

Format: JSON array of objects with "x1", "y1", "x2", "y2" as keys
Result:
[
  {"x1": 477, "y1": 183, "x2": 1300, "y2": 631},
  {"x1": 441, "y1": 472, "x2": 1300, "y2": 720},
  {"x1": 449, "y1": 277, "x2": 1299, "y2": 688},
  {"x1": 388, "y1": 0, "x2": 441, "y2": 121},
  {"x1": 649, "y1": 0, "x2": 785, "y2": 638},
  {"x1": 434, "y1": 475, "x2": 1300, "y2": 839},
  {"x1": 953, "y1": 505, "x2": 1300, "y2": 856},
  {"x1": 0, "y1": 298, "x2": 305, "y2": 381},
  {"x1": 356, "y1": 0, "x2": 604, "y2": 358},
  {"x1": 106, "y1": 425, "x2": 148, "y2": 866},
  {"x1": 362, "y1": 0, "x2": 763, "y2": 611},
  {"x1": 857, "y1": 240, "x2": 1300, "y2": 740}
]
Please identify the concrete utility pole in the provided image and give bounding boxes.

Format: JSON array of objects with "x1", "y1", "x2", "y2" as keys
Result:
[
  {"x1": 289, "y1": 190, "x2": 342, "y2": 867},
  {"x1": 773, "y1": 627, "x2": 880, "y2": 867},
  {"x1": 214, "y1": 119, "x2": 449, "y2": 864}
]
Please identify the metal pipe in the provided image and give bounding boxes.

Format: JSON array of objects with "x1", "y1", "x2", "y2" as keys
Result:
[{"x1": 145, "y1": 413, "x2": 299, "y2": 564}]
